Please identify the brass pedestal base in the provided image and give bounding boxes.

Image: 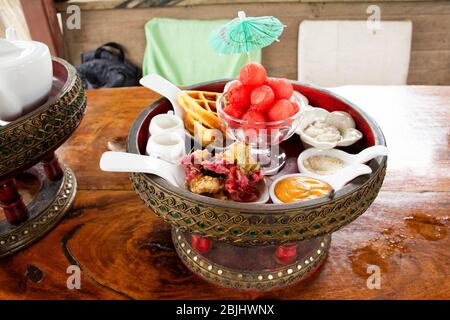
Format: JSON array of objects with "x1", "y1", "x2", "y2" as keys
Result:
[
  {"x1": 0, "y1": 166, "x2": 76, "y2": 258},
  {"x1": 173, "y1": 228, "x2": 330, "y2": 291}
]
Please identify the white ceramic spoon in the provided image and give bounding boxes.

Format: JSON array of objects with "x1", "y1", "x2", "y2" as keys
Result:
[
  {"x1": 269, "y1": 163, "x2": 372, "y2": 204},
  {"x1": 99, "y1": 151, "x2": 270, "y2": 204},
  {"x1": 298, "y1": 145, "x2": 388, "y2": 176},
  {"x1": 100, "y1": 151, "x2": 184, "y2": 187},
  {"x1": 139, "y1": 74, "x2": 184, "y2": 118}
]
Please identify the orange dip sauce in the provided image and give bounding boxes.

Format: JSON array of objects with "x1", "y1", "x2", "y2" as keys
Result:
[{"x1": 275, "y1": 176, "x2": 332, "y2": 203}]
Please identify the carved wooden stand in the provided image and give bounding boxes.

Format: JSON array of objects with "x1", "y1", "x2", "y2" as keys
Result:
[{"x1": 0, "y1": 58, "x2": 86, "y2": 258}]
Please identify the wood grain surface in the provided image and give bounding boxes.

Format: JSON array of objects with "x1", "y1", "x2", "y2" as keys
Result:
[{"x1": 0, "y1": 86, "x2": 448, "y2": 300}]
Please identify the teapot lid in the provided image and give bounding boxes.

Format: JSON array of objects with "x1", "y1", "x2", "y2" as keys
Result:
[{"x1": 0, "y1": 27, "x2": 50, "y2": 68}]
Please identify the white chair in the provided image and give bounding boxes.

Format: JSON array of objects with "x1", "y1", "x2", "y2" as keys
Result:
[{"x1": 298, "y1": 20, "x2": 412, "y2": 86}]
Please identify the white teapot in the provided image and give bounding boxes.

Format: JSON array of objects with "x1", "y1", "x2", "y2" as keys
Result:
[{"x1": 0, "y1": 27, "x2": 52, "y2": 122}]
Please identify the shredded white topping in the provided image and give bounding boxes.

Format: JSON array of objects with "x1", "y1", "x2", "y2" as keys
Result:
[
  {"x1": 304, "y1": 120, "x2": 341, "y2": 143},
  {"x1": 304, "y1": 155, "x2": 345, "y2": 175}
]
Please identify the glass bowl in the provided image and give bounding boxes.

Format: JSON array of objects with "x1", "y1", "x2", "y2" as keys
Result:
[{"x1": 216, "y1": 90, "x2": 307, "y2": 174}]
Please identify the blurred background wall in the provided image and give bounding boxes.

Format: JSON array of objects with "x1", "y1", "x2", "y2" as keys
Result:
[
  {"x1": 2, "y1": 0, "x2": 449, "y2": 85},
  {"x1": 0, "y1": 0, "x2": 30, "y2": 40},
  {"x1": 56, "y1": 0, "x2": 450, "y2": 85}
]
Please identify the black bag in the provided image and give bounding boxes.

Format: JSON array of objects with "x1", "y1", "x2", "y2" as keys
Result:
[{"x1": 76, "y1": 42, "x2": 140, "y2": 89}]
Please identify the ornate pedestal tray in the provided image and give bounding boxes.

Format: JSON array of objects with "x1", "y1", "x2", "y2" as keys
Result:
[
  {"x1": 127, "y1": 80, "x2": 387, "y2": 291},
  {"x1": 0, "y1": 58, "x2": 86, "y2": 258}
]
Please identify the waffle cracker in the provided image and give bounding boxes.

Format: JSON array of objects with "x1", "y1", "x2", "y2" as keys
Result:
[{"x1": 177, "y1": 90, "x2": 225, "y2": 146}]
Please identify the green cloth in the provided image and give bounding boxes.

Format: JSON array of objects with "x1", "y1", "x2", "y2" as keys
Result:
[{"x1": 143, "y1": 18, "x2": 261, "y2": 86}]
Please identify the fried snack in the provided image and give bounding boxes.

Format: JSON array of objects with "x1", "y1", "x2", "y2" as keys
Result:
[
  {"x1": 188, "y1": 175, "x2": 224, "y2": 195},
  {"x1": 177, "y1": 91, "x2": 226, "y2": 146}
]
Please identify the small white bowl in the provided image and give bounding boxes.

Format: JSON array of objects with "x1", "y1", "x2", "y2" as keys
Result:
[
  {"x1": 146, "y1": 132, "x2": 186, "y2": 164},
  {"x1": 149, "y1": 110, "x2": 185, "y2": 139},
  {"x1": 296, "y1": 107, "x2": 363, "y2": 150},
  {"x1": 269, "y1": 163, "x2": 372, "y2": 204}
]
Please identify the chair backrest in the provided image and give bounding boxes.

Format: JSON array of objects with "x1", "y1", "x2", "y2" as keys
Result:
[
  {"x1": 143, "y1": 18, "x2": 261, "y2": 86},
  {"x1": 298, "y1": 20, "x2": 412, "y2": 87}
]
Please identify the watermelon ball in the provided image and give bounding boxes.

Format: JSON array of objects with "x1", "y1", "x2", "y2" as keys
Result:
[
  {"x1": 239, "y1": 62, "x2": 267, "y2": 87},
  {"x1": 242, "y1": 110, "x2": 266, "y2": 139},
  {"x1": 250, "y1": 85, "x2": 275, "y2": 112},
  {"x1": 223, "y1": 103, "x2": 246, "y2": 129},
  {"x1": 223, "y1": 104, "x2": 246, "y2": 119},
  {"x1": 242, "y1": 110, "x2": 266, "y2": 129},
  {"x1": 242, "y1": 110, "x2": 266, "y2": 123},
  {"x1": 290, "y1": 100, "x2": 300, "y2": 114},
  {"x1": 267, "y1": 78, "x2": 294, "y2": 99},
  {"x1": 267, "y1": 99, "x2": 299, "y2": 122},
  {"x1": 227, "y1": 80, "x2": 251, "y2": 109}
]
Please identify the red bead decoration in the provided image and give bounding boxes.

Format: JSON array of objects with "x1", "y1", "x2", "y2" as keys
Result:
[
  {"x1": 275, "y1": 244, "x2": 297, "y2": 264},
  {"x1": 191, "y1": 235, "x2": 212, "y2": 252}
]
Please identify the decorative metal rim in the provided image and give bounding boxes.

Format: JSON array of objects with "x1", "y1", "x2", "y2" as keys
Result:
[
  {"x1": 0, "y1": 167, "x2": 77, "y2": 258},
  {"x1": 130, "y1": 162, "x2": 385, "y2": 245},
  {"x1": 173, "y1": 227, "x2": 330, "y2": 291},
  {"x1": 0, "y1": 57, "x2": 87, "y2": 180}
]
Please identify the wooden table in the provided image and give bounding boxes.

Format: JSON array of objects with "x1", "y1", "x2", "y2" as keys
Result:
[{"x1": 0, "y1": 86, "x2": 448, "y2": 300}]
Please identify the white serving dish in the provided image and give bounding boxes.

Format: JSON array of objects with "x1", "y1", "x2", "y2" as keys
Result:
[
  {"x1": 296, "y1": 107, "x2": 363, "y2": 149},
  {"x1": 269, "y1": 163, "x2": 372, "y2": 204}
]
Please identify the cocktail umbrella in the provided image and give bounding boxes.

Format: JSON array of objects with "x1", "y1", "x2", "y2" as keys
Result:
[{"x1": 208, "y1": 11, "x2": 285, "y2": 61}]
